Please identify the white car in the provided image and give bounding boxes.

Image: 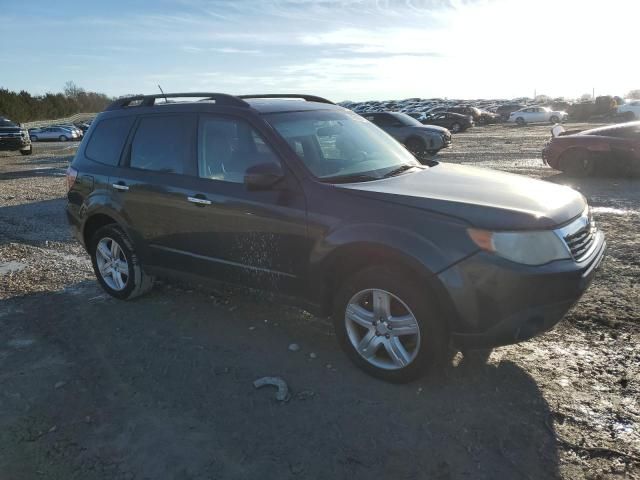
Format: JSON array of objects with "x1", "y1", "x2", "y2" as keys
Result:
[
  {"x1": 508, "y1": 106, "x2": 568, "y2": 125},
  {"x1": 617, "y1": 100, "x2": 640, "y2": 121}
]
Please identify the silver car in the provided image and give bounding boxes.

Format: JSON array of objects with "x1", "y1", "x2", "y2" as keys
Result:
[
  {"x1": 362, "y1": 111, "x2": 452, "y2": 158},
  {"x1": 29, "y1": 126, "x2": 80, "y2": 142}
]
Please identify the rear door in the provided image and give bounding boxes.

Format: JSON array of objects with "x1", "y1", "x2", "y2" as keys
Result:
[{"x1": 108, "y1": 112, "x2": 201, "y2": 271}]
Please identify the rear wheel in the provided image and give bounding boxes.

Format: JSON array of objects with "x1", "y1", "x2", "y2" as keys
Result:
[
  {"x1": 333, "y1": 266, "x2": 447, "y2": 383},
  {"x1": 550, "y1": 115, "x2": 560, "y2": 124},
  {"x1": 450, "y1": 122, "x2": 461, "y2": 133},
  {"x1": 560, "y1": 149, "x2": 596, "y2": 177},
  {"x1": 89, "y1": 224, "x2": 154, "y2": 300},
  {"x1": 515, "y1": 117, "x2": 525, "y2": 126}
]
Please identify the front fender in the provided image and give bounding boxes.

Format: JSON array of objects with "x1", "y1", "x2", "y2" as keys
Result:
[{"x1": 308, "y1": 221, "x2": 472, "y2": 313}]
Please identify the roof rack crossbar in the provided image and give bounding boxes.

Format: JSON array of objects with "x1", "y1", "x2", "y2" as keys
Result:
[
  {"x1": 105, "y1": 93, "x2": 250, "y2": 111},
  {"x1": 238, "y1": 94, "x2": 334, "y2": 105}
]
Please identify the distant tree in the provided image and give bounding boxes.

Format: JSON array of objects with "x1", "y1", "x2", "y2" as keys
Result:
[
  {"x1": 579, "y1": 93, "x2": 593, "y2": 102},
  {"x1": 64, "y1": 80, "x2": 84, "y2": 99},
  {"x1": 627, "y1": 89, "x2": 640, "y2": 99},
  {"x1": 0, "y1": 83, "x2": 111, "y2": 122}
]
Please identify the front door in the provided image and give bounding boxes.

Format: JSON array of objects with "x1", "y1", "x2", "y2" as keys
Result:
[{"x1": 160, "y1": 113, "x2": 309, "y2": 296}]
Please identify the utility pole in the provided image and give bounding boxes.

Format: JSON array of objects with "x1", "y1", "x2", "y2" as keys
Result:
[{"x1": 592, "y1": 88, "x2": 595, "y2": 100}]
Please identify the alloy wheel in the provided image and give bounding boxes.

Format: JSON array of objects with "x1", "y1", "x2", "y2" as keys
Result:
[
  {"x1": 344, "y1": 289, "x2": 421, "y2": 370},
  {"x1": 95, "y1": 237, "x2": 129, "y2": 291}
]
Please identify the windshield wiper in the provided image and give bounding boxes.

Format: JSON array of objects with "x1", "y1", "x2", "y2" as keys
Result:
[
  {"x1": 383, "y1": 164, "x2": 418, "y2": 178},
  {"x1": 320, "y1": 173, "x2": 380, "y2": 184}
]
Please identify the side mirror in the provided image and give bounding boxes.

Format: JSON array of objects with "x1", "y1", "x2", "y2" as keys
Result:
[{"x1": 244, "y1": 162, "x2": 284, "y2": 191}]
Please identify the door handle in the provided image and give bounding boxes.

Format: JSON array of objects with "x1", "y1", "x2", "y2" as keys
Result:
[
  {"x1": 112, "y1": 182, "x2": 129, "y2": 191},
  {"x1": 187, "y1": 196, "x2": 212, "y2": 206}
]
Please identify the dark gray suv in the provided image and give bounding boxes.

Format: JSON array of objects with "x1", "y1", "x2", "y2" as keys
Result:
[{"x1": 66, "y1": 93, "x2": 606, "y2": 382}]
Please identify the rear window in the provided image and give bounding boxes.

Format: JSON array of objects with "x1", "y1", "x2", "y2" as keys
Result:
[{"x1": 85, "y1": 116, "x2": 135, "y2": 166}]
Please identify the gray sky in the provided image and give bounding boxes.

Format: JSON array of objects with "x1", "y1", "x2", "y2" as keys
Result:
[{"x1": 1, "y1": 0, "x2": 638, "y2": 101}]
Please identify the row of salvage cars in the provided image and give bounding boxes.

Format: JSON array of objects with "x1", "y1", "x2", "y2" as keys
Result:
[{"x1": 543, "y1": 121, "x2": 640, "y2": 176}]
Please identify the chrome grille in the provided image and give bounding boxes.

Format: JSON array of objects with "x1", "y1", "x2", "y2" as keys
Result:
[{"x1": 559, "y1": 209, "x2": 597, "y2": 261}]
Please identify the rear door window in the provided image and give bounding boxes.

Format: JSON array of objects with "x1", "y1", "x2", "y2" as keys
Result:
[
  {"x1": 85, "y1": 116, "x2": 136, "y2": 166},
  {"x1": 130, "y1": 114, "x2": 195, "y2": 174}
]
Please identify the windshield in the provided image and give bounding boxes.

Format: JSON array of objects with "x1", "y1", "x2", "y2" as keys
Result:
[
  {"x1": 265, "y1": 109, "x2": 421, "y2": 182},
  {"x1": 0, "y1": 118, "x2": 17, "y2": 127}
]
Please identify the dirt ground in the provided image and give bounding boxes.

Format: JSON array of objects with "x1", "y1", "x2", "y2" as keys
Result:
[{"x1": 0, "y1": 124, "x2": 638, "y2": 480}]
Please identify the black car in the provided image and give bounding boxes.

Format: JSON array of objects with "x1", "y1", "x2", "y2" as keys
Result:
[
  {"x1": 420, "y1": 112, "x2": 474, "y2": 133},
  {"x1": 66, "y1": 93, "x2": 606, "y2": 382},
  {"x1": 360, "y1": 112, "x2": 451, "y2": 157},
  {"x1": 0, "y1": 117, "x2": 32, "y2": 155}
]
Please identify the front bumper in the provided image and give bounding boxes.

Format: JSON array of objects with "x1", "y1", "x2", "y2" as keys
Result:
[
  {"x1": 439, "y1": 231, "x2": 606, "y2": 349},
  {"x1": 0, "y1": 137, "x2": 31, "y2": 151}
]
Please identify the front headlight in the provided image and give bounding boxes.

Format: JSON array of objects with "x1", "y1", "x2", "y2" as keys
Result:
[{"x1": 468, "y1": 228, "x2": 570, "y2": 265}]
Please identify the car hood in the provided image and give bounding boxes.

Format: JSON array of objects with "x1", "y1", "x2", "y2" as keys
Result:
[{"x1": 337, "y1": 163, "x2": 585, "y2": 230}]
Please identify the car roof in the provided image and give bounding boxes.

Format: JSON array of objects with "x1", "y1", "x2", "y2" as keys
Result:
[
  {"x1": 245, "y1": 98, "x2": 343, "y2": 114},
  {"x1": 581, "y1": 121, "x2": 640, "y2": 135}
]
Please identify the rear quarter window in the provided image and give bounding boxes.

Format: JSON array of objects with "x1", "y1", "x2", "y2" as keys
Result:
[{"x1": 85, "y1": 116, "x2": 135, "y2": 166}]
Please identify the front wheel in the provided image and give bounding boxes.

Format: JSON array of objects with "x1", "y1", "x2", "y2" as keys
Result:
[
  {"x1": 333, "y1": 266, "x2": 447, "y2": 383},
  {"x1": 450, "y1": 122, "x2": 461, "y2": 133},
  {"x1": 550, "y1": 115, "x2": 560, "y2": 124},
  {"x1": 404, "y1": 137, "x2": 425, "y2": 157},
  {"x1": 515, "y1": 117, "x2": 525, "y2": 126},
  {"x1": 20, "y1": 146, "x2": 33, "y2": 156},
  {"x1": 89, "y1": 224, "x2": 154, "y2": 300},
  {"x1": 560, "y1": 149, "x2": 596, "y2": 177},
  {"x1": 59, "y1": 135, "x2": 68, "y2": 142}
]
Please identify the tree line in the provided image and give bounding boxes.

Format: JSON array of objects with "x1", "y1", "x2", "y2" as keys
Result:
[{"x1": 0, "y1": 82, "x2": 112, "y2": 123}]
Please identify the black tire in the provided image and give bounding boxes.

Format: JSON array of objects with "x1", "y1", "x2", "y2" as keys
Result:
[
  {"x1": 30, "y1": 135, "x2": 38, "y2": 142},
  {"x1": 450, "y1": 122, "x2": 461, "y2": 133},
  {"x1": 59, "y1": 135, "x2": 68, "y2": 142},
  {"x1": 89, "y1": 224, "x2": 154, "y2": 300},
  {"x1": 550, "y1": 115, "x2": 560, "y2": 124},
  {"x1": 20, "y1": 146, "x2": 33, "y2": 156},
  {"x1": 559, "y1": 149, "x2": 596, "y2": 177},
  {"x1": 404, "y1": 137, "x2": 426, "y2": 157},
  {"x1": 332, "y1": 266, "x2": 447, "y2": 383},
  {"x1": 427, "y1": 150, "x2": 439, "y2": 156},
  {"x1": 624, "y1": 111, "x2": 636, "y2": 121},
  {"x1": 515, "y1": 117, "x2": 525, "y2": 126}
]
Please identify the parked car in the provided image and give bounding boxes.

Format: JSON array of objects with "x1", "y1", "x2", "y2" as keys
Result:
[
  {"x1": 476, "y1": 109, "x2": 500, "y2": 124},
  {"x1": 54, "y1": 124, "x2": 83, "y2": 137},
  {"x1": 29, "y1": 126, "x2": 80, "y2": 142},
  {"x1": 617, "y1": 100, "x2": 640, "y2": 121},
  {"x1": 0, "y1": 116, "x2": 32, "y2": 155},
  {"x1": 361, "y1": 112, "x2": 451, "y2": 157},
  {"x1": 418, "y1": 112, "x2": 474, "y2": 133},
  {"x1": 542, "y1": 121, "x2": 640, "y2": 176},
  {"x1": 67, "y1": 92, "x2": 605, "y2": 382},
  {"x1": 509, "y1": 106, "x2": 568, "y2": 125}
]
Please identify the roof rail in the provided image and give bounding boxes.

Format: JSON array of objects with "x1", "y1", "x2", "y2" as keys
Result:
[
  {"x1": 238, "y1": 94, "x2": 334, "y2": 105},
  {"x1": 105, "y1": 93, "x2": 250, "y2": 111}
]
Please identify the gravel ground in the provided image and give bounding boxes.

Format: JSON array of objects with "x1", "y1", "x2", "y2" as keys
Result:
[{"x1": 0, "y1": 126, "x2": 638, "y2": 479}]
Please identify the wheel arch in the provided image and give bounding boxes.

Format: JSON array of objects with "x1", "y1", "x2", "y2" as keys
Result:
[{"x1": 310, "y1": 237, "x2": 460, "y2": 329}]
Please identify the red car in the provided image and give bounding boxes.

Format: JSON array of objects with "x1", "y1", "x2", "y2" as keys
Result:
[{"x1": 542, "y1": 121, "x2": 640, "y2": 176}]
